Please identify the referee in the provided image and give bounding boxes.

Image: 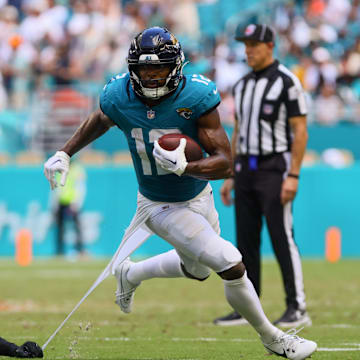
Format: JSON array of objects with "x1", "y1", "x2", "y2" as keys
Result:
[{"x1": 214, "y1": 24, "x2": 311, "y2": 327}]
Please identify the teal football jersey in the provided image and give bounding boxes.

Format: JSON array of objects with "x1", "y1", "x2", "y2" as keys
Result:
[{"x1": 100, "y1": 72, "x2": 221, "y2": 202}]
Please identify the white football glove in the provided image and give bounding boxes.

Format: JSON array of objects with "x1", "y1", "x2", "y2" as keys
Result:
[
  {"x1": 153, "y1": 138, "x2": 188, "y2": 176},
  {"x1": 44, "y1": 151, "x2": 70, "y2": 190}
]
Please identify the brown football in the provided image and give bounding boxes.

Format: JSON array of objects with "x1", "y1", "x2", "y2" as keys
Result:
[{"x1": 158, "y1": 133, "x2": 203, "y2": 162}]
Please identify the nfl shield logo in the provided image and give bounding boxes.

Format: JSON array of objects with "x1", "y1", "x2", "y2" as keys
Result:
[
  {"x1": 147, "y1": 110, "x2": 156, "y2": 119},
  {"x1": 245, "y1": 24, "x2": 256, "y2": 36},
  {"x1": 263, "y1": 104, "x2": 273, "y2": 115}
]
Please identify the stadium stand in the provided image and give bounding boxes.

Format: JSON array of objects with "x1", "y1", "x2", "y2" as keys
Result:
[
  {"x1": 112, "y1": 151, "x2": 133, "y2": 166},
  {"x1": 14, "y1": 150, "x2": 44, "y2": 166},
  {"x1": 78, "y1": 150, "x2": 109, "y2": 166},
  {"x1": 0, "y1": 151, "x2": 10, "y2": 165},
  {"x1": 0, "y1": 0, "x2": 359, "y2": 162}
]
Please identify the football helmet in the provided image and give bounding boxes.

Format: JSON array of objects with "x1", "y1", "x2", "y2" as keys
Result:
[{"x1": 127, "y1": 27, "x2": 185, "y2": 99}]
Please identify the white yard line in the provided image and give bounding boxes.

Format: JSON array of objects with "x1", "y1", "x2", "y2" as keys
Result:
[
  {"x1": 318, "y1": 348, "x2": 360, "y2": 352},
  {"x1": 75, "y1": 337, "x2": 257, "y2": 343},
  {"x1": 318, "y1": 324, "x2": 360, "y2": 328}
]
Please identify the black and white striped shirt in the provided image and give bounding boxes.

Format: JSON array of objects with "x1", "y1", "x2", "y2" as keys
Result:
[{"x1": 233, "y1": 60, "x2": 307, "y2": 156}]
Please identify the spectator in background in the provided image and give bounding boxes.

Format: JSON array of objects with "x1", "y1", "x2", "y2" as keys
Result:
[
  {"x1": 213, "y1": 38, "x2": 249, "y2": 94},
  {"x1": 314, "y1": 84, "x2": 344, "y2": 125},
  {"x1": 312, "y1": 47, "x2": 338, "y2": 90},
  {"x1": 0, "y1": 4, "x2": 36, "y2": 109},
  {"x1": 291, "y1": 56, "x2": 320, "y2": 93},
  {"x1": 212, "y1": 37, "x2": 249, "y2": 126},
  {"x1": 53, "y1": 160, "x2": 86, "y2": 257},
  {"x1": 0, "y1": 72, "x2": 7, "y2": 110},
  {"x1": 165, "y1": 0, "x2": 200, "y2": 40},
  {"x1": 42, "y1": 39, "x2": 83, "y2": 86}
]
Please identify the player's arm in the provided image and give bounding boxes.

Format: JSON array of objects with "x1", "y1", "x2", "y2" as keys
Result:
[
  {"x1": 44, "y1": 109, "x2": 114, "y2": 189},
  {"x1": 220, "y1": 115, "x2": 238, "y2": 205},
  {"x1": 184, "y1": 107, "x2": 233, "y2": 180},
  {"x1": 230, "y1": 116, "x2": 238, "y2": 159},
  {"x1": 288, "y1": 115, "x2": 307, "y2": 176},
  {"x1": 61, "y1": 108, "x2": 114, "y2": 156},
  {"x1": 280, "y1": 115, "x2": 307, "y2": 204}
]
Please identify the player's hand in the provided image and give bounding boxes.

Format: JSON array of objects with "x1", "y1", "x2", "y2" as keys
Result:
[
  {"x1": 281, "y1": 176, "x2": 298, "y2": 205},
  {"x1": 44, "y1": 151, "x2": 70, "y2": 190},
  {"x1": 15, "y1": 342, "x2": 43, "y2": 358},
  {"x1": 220, "y1": 178, "x2": 234, "y2": 206},
  {"x1": 153, "y1": 138, "x2": 188, "y2": 176}
]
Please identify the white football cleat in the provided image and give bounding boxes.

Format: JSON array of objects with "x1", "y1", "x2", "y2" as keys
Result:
[
  {"x1": 262, "y1": 328, "x2": 317, "y2": 360},
  {"x1": 114, "y1": 258, "x2": 139, "y2": 313}
]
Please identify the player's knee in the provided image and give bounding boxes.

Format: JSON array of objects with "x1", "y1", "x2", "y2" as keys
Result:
[
  {"x1": 217, "y1": 262, "x2": 246, "y2": 280},
  {"x1": 181, "y1": 263, "x2": 210, "y2": 281},
  {"x1": 198, "y1": 238, "x2": 242, "y2": 271}
]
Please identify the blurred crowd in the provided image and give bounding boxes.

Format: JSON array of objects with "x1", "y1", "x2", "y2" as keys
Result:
[
  {"x1": 0, "y1": 0, "x2": 360, "y2": 127},
  {"x1": 214, "y1": 0, "x2": 360, "y2": 126},
  {"x1": 274, "y1": 0, "x2": 360, "y2": 125}
]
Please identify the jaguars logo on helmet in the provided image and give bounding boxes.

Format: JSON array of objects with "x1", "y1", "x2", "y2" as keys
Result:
[{"x1": 127, "y1": 27, "x2": 185, "y2": 100}]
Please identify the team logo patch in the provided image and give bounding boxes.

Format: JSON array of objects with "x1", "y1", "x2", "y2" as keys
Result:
[
  {"x1": 147, "y1": 110, "x2": 156, "y2": 119},
  {"x1": 245, "y1": 24, "x2": 256, "y2": 36},
  {"x1": 263, "y1": 104, "x2": 274, "y2": 115},
  {"x1": 176, "y1": 108, "x2": 193, "y2": 119}
]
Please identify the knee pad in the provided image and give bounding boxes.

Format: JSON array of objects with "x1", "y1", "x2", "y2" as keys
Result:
[{"x1": 199, "y1": 238, "x2": 242, "y2": 273}]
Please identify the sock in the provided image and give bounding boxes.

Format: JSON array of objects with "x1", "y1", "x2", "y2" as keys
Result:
[
  {"x1": 127, "y1": 250, "x2": 185, "y2": 285},
  {"x1": 223, "y1": 272, "x2": 282, "y2": 343}
]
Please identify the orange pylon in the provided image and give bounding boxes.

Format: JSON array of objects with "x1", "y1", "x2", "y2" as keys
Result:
[
  {"x1": 325, "y1": 227, "x2": 341, "y2": 263},
  {"x1": 15, "y1": 229, "x2": 33, "y2": 266}
]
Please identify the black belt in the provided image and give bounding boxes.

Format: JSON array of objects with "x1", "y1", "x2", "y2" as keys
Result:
[{"x1": 236, "y1": 153, "x2": 285, "y2": 171}]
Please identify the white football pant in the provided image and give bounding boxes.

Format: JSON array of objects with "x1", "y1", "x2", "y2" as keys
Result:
[{"x1": 129, "y1": 184, "x2": 242, "y2": 278}]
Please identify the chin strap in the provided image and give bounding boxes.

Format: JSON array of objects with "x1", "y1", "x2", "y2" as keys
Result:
[{"x1": 181, "y1": 60, "x2": 189, "y2": 72}]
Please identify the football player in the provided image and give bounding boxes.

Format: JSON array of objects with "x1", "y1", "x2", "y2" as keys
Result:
[
  {"x1": 0, "y1": 337, "x2": 43, "y2": 358},
  {"x1": 44, "y1": 27, "x2": 317, "y2": 360}
]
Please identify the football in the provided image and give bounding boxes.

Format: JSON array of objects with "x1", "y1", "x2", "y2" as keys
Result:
[{"x1": 158, "y1": 133, "x2": 203, "y2": 162}]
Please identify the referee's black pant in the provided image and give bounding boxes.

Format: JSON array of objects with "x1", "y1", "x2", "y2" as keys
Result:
[{"x1": 234, "y1": 153, "x2": 306, "y2": 310}]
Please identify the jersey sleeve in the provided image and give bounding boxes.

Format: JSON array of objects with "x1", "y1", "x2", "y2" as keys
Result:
[
  {"x1": 99, "y1": 78, "x2": 117, "y2": 122},
  {"x1": 191, "y1": 75, "x2": 221, "y2": 116},
  {"x1": 283, "y1": 75, "x2": 307, "y2": 117},
  {"x1": 99, "y1": 73, "x2": 128, "y2": 129}
]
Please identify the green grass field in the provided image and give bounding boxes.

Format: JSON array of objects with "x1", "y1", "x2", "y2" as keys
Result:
[{"x1": 0, "y1": 258, "x2": 359, "y2": 360}]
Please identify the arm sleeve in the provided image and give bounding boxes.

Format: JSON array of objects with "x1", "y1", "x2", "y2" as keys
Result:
[
  {"x1": 99, "y1": 81, "x2": 114, "y2": 119},
  {"x1": 196, "y1": 81, "x2": 221, "y2": 116},
  {"x1": 99, "y1": 79, "x2": 124, "y2": 130},
  {"x1": 284, "y1": 76, "x2": 307, "y2": 117},
  {"x1": 232, "y1": 78, "x2": 244, "y2": 122},
  {"x1": 0, "y1": 337, "x2": 18, "y2": 357}
]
